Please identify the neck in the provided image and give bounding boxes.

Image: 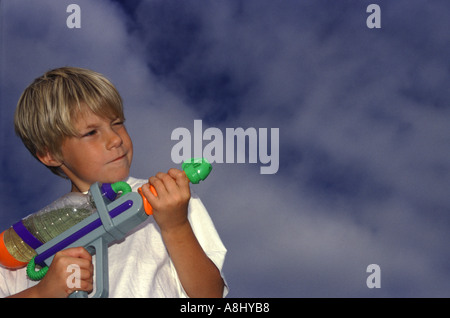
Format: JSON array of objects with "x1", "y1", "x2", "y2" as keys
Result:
[{"x1": 70, "y1": 182, "x2": 83, "y2": 193}]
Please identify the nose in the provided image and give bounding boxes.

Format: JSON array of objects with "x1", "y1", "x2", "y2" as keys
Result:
[{"x1": 105, "y1": 128, "x2": 123, "y2": 149}]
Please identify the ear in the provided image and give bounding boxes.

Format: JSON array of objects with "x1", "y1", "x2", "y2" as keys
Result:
[{"x1": 36, "y1": 150, "x2": 63, "y2": 167}]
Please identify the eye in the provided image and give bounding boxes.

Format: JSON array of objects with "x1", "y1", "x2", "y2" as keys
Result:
[
  {"x1": 82, "y1": 129, "x2": 97, "y2": 137},
  {"x1": 112, "y1": 119, "x2": 125, "y2": 127}
]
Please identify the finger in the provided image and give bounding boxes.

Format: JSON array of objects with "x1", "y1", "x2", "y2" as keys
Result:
[
  {"x1": 168, "y1": 168, "x2": 189, "y2": 185},
  {"x1": 158, "y1": 172, "x2": 180, "y2": 195},
  {"x1": 151, "y1": 172, "x2": 182, "y2": 198},
  {"x1": 59, "y1": 246, "x2": 92, "y2": 261},
  {"x1": 161, "y1": 170, "x2": 190, "y2": 196},
  {"x1": 68, "y1": 273, "x2": 93, "y2": 294},
  {"x1": 141, "y1": 183, "x2": 159, "y2": 208},
  {"x1": 149, "y1": 175, "x2": 168, "y2": 195},
  {"x1": 62, "y1": 258, "x2": 93, "y2": 286},
  {"x1": 77, "y1": 280, "x2": 94, "y2": 293},
  {"x1": 79, "y1": 266, "x2": 94, "y2": 281},
  {"x1": 65, "y1": 259, "x2": 94, "y2": 294},
  {"x1": 167, "y1": 168, "x2": 184, "y2": 179},
  {"x1": 168, "y1": 168, "x2": 190, "y2": 198}
]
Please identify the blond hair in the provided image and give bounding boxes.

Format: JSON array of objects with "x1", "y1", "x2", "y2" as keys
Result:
[{"x1": 14, "y1": 67, "x2": 124, "y2": 177}]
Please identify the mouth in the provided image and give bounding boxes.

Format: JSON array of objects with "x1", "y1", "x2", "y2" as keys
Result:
[{"x1": 110, "y1": 153, "x2": 127, "y2": 163}]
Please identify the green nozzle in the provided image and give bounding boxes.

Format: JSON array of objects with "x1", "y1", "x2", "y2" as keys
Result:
[
  {"x1": 182, "y1": 158, "x2": 212, "y2": 184},
  {"x1": 111, "y1": 181, "x2": 132, "y2": 196}
]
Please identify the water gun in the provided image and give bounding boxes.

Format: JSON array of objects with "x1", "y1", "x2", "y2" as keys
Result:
[{"x1": 0, "y1": 158, "x2": 212, "y2": 298}]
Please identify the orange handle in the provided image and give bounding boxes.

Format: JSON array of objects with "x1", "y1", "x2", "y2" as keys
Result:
[{"x1": 138, "y1": 185, "x2": 158, "y2": 215}]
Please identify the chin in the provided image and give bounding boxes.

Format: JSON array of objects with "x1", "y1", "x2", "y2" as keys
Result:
[
  {"x1": 118, "y1": 169, "x2": 131, "y2": 180},
  {"x1": 112, "y1": 172, "x2": 130, "y2": 183},
  {"x1": 103, "y1": 169, "x2": 130, "y2": 184}
]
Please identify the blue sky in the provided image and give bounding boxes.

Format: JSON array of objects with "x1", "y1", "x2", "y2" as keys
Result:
[{"x1": 1, "y1": 0, "x2": 450, "y2": 297}]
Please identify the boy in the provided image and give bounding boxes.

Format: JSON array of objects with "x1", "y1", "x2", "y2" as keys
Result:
[{"x1": 0, "y1": 67, "x2": 227, "y2": 298}]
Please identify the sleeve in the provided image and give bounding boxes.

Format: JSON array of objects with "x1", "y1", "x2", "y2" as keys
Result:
[
  {"x1": 0, "y1": 266, "x2": 34, "y2": 297},
  {"x1": 186, "y1": 191, "x2": 229, "y2": 297},
  {"x1": 0, "y1": 267, "x2": 10, "y2": 297}
]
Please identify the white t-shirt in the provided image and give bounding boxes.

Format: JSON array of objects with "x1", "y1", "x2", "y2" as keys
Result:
[{"x1": 0, "y1": 177, "x2": 228, "y2": 298}]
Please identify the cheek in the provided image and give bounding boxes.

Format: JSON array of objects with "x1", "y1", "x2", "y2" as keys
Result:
[
  {"x1": 122, "y1": 131, "x2": 134, "y2": 157},
  {"x1": 127, "y1": 140, "x2": 134, "y2": 161},
  {"x1": 61, "y1": 145, "x2": 102, "y2": 172},
  {"x1": 69, "y1": 155, "x2": 101, "y2": 175}
]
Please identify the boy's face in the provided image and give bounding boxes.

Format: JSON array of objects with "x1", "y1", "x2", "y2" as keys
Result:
[{"x1": 58, "y1": 108, "x2": 133, "y2": 192}]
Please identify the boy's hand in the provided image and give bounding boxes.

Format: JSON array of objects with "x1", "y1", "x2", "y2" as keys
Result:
[
  {"x1": 33, "y1": 247, "x2": 93, "y2": 298},
  {"x1": 140, "y1": 168, "x2": 191, "y2": 232}
]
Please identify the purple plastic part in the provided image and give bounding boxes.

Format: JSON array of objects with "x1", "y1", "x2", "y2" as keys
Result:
[
  {"x1": 12, "y1": 221, "x2": 43, "y2": 250},
  {"x1": 100, "y1": 183, "x2": 117, "y2": 201}
]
